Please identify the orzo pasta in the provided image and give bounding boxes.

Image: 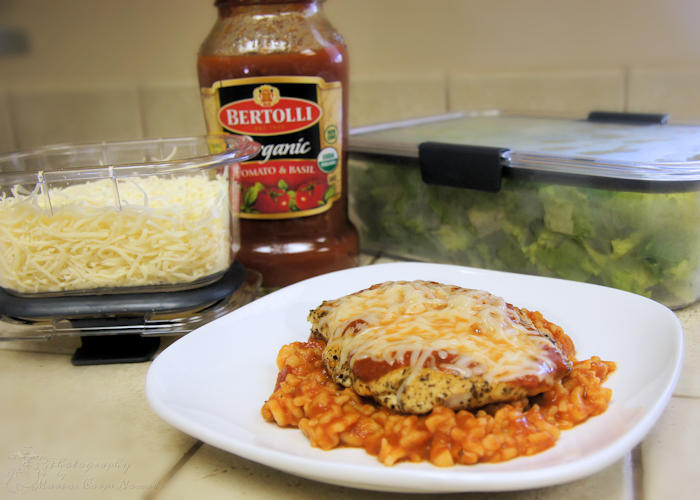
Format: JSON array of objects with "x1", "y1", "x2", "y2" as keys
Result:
[
  {"x1": 261, "y1": 343, "x2": 614, "y2": 466},
  {"x1": 261, "y1": 285, "x2": 615, "y2": 467}
]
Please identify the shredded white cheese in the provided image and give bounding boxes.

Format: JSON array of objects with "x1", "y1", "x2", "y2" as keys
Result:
[
  {"x1": 0, "y1": 174, "x2": 231, "y2": 293},
  {"x1": 317, "y1": 280, "x2": 560, "y2": 385}
]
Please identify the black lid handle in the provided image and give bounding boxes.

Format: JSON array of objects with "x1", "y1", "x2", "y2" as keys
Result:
[
  {"x1": 418, "y1": 142, "x2": 508, "y2": 192},
  {"x1": 587, "y1": 111, "x2": 669, "y2": 125}
]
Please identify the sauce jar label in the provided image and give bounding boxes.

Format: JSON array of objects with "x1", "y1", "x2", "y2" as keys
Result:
[{"x1": 201, "y1": 76, "x2": 343, "y2": 219}]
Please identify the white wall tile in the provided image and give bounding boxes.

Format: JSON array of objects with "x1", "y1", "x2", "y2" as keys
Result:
[
  {"x1": 10, "y1": 85, "x2": 143, "y2": 149},
  {"x1": 449, "y1": 70, "x2": 625, "y2": 116},
  {"x1": 349, "y1": 76, "x2": 447, "y2": 128},
  {"x1": 0, "y1": 90, "x2": 16, "y2": 153},
  {"x1": 140, "y1": 82, "x2": 207, "y2": 139},
  {"x1": 627, "y1": 68, "x2": 700, "y2": 122}
]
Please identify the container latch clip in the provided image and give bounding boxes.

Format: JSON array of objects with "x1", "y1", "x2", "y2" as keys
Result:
[{"x1": 418, "y1": 142, "x2": 508, "y2": 192}]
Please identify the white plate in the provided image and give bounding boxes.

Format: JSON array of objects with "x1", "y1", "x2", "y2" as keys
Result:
[{"x1": 145, "y1": 262, "x2": 683, "y2": 493}]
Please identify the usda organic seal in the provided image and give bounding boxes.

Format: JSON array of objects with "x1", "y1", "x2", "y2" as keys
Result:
[{"x1": 317, "y1": 147, "x2": 338, "y2": 172}]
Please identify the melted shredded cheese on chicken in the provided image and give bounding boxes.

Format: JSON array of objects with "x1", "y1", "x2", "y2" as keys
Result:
[
  {"x1": 0, "y1": 174, "x2": 230, "y2": 293},
  {"x1": 317, "y1": 281, "x2": 561, "y2": 385}
]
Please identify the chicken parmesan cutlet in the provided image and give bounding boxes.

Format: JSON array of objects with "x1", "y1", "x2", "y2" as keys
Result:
[
  {"x1": 262, "y1": 280, "x2": 615, "y2": 467},
  {"x1": 308, "y1": 280, "x2": 574, "y2": 414}
]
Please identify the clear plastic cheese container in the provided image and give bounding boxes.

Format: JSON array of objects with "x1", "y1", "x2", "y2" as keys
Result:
[
  {"x1": 348, "y1": 111, "x2": 700, "y2": 309},
  {"x1": 0, "y1": 135, "x2": 260, "y2": 297}
]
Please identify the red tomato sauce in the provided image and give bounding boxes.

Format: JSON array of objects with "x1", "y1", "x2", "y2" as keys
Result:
[{"x1": 198, "y1": 1, "x2": 358, "y2": 288}]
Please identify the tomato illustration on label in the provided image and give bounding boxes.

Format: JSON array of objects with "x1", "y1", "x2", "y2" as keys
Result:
[
  {"x1": 237, "y1": 158, "x2": 337, "y2": 217},
  {"x1": 295, "y1": 179, "x2": 329, "y2": 210},
  {"x1": 240, "y1": 177, "x2": 334, "y2": 215},
  {"x1": 253, "y1": 186, "x2": 291, "y2": 213}
]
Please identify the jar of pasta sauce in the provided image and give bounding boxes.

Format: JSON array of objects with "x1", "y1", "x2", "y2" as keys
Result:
[{"x1": 198, "y1": 0, "x2": 359, "y2": 288}]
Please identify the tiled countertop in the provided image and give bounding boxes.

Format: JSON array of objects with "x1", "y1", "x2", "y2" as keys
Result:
[{"x1": 1, "y1": 255, "x2": 698, "y2": 500}]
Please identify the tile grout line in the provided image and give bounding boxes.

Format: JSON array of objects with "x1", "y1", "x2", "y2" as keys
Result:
[
  {"x1": 5, "y1": 88, "x2": 20, "y2": 151},
  {"x1": 143, "y1": 440, "x2": 204, "y2": 500},
  {"x1": 623, "y1": 66, "x2": 631, "y2": 112},
  {"x1": 672, "y1": 393, "x2": 700, "y2": 400},
  {"x1": 136, "y1": 84, "x2": 148, "y2": 139},
  {"x1": 367, "y1": 251, "x2": 383, "y2": 265},
  {"x1": 443, "y1": 72, "x2": 451, "y2": 113},
  {"x1": 631, "y1": 444, "x2": 644, "y2": 500}
]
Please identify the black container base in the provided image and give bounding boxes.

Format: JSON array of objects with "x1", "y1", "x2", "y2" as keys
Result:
[{"x1": 71, "y1": 335, "x2": 161, "y2": 366}]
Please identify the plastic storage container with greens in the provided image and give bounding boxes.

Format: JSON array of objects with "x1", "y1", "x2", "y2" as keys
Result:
[{"x1": 348, "y1": 112, "x2": 700, "y2": 309}]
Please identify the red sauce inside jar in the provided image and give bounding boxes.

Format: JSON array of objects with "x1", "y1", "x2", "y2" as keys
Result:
[{"x1": 197, "y1": 1, "x2": 358, "y2": 288}]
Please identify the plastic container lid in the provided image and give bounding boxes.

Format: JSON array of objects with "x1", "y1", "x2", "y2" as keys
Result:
[
  {"x1": 349, "y1": 111, "x2": 700, "y2": 192},
  {"x1": 0, "y1": 135, "x2": 260, "y2": 187}
]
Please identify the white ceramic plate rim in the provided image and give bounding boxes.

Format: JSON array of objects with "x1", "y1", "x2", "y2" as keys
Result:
[{"x1": 146, "y1": 262, "x2": 683, "y2": 493}]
